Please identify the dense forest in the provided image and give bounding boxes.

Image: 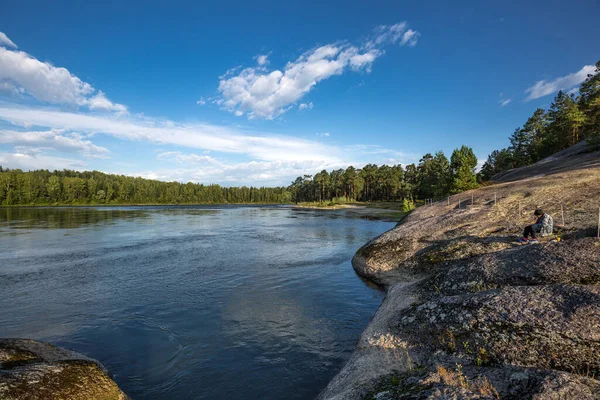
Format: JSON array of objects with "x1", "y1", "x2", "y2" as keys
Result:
[
  {"x1": 288, "y1": 145, "x2": 478, "y2": 206},
  {"x1": 0, "y1": 145, "x2": 479, "y2": 207},
  {"x1": 0, "y1": 168, "x2": 291, "y2": 205},
  {"x1": 1, "y1": 61, "x2": 597, "y2": 207},
  {"x1": 479, "y1": 61, "x2": 600, "y2": 180}
]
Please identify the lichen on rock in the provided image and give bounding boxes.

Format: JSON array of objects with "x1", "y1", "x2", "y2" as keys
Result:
[
  {"x1": 319, "y1": 151, "x2": 600, "y2": 400},
  {"x1": 0, "y1": 339, "x2": 128, "y2": 400}
]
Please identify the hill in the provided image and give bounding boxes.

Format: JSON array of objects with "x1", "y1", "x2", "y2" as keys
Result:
[{"x1": 319, "y1": 144, "x2": 600, "y2": 399}]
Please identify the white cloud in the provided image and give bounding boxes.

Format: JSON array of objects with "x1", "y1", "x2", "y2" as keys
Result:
[
  {"x1": 0, "y1": 32, "x2": 17, "y2": 49},
  {"x1": 500, "y1": 98, "x2": 511, "y2": 107},
  {"x1": 196, "y1": 97, "x2": 207, "y2": 105},
  {"x1": 0, "y1": 129, "x2": 110, "y2": 158},
  {"x1": 475, "y1": 158, "x2": 486, "y2": 173},
  {"x1": 316, "y1": 132, "x2": 329, "y2": 137},
  {"x1": 299, "y1": 102, "x2": 313, "y2": 110},
  {"x1": 217, "y1": 22, "x2": 419, "y2": 119},
  {"x1": 255, "y1": 54, "x2": 269, "y2": 66},
  {"x1": 0, "y1": 46, "x2": 126, "y2": 113},
  {"x1": 0, "y1": 106, "x2": 343, "y2": 163},
  {"x1": 143, "y1": 154, "x2": 347, "y2": 186},
  {"x1": 0, "y1": 152, "x2": 86, "y2": 171},
  {"x1": 86, "y1": 91, "x2": 128, "y2": 114},
  {"x1": 157, "y1": 151, "x2": 219, "y2": 165},
  {"x1": 400, "y1": 29, "x2": 420, "y2": 47},
  {"x1": 525, "y1": 64, "x2": 596, "y2": 101}
]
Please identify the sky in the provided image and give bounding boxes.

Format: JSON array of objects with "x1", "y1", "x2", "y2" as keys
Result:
[{"x1": 0, "y1": 0, "x2": 598, "y2": 186}]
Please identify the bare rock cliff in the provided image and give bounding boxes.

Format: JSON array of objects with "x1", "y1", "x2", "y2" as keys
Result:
[{"x1": 319, "y1": 146, "x2": 600, "y2": 400}]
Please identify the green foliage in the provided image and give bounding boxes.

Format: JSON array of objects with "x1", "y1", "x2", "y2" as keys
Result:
[
  {"x1": 402, "y1": 198, "x2": 415, "y2": 213},
  {"x1": 0, "y1": 169, "x2": 291, "y2": 206},
  {"x1": 449, "y1": 146, "x2": 478, "y2": 194},
  {"x1": 579, "y1": 61, "x2": 600, "y2": 144},
  {"x1": 417, "y1": 151, "x2": 450, "y2": 198},
  {"x1": 479, "y1": 60, "x2": 599, "y2": 180}
]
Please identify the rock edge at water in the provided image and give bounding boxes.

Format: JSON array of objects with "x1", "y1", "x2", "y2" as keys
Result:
[
  {"x1": 319, "y1": 161, "x2": 600, "y2": 400},
  {"x1": 0, "y1": 338, "x2": 128, "y2": 400}
]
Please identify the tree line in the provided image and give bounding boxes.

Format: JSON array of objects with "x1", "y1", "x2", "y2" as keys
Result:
[
  {"x1": 0, "y1": 144, "x2": 480, "y2": 207},
  {"x1": 288, "y1": 145, "x2": 479, "y2": 206},
  {"x1": 479, "y1": 61, "x2": 600, "y2": 180},
  {"x1": 0, "y1": 168, "x2": 291, "y2": 205}
]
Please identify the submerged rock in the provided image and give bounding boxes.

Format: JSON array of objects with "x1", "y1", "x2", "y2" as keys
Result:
[{"x1": 0, "y1": 339, "x2": 128, "y2": 400}]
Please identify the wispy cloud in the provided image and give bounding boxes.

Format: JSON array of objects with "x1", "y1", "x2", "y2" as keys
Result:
[
  {"x1": 144, "y1": 151, "x2": 350, "y2": 186},
  {"x1": 0, "y1": 106, "x2": 342, "y2": 163},
  {"x1": 299, "y1": 102, "x2": 313, "y2": 111},
  {"x1": 255, "y1": 54, "x2": 269, "y2": 66},
  {"x1": 0, "y1": 152, "x2": 87, "y2": 171},
  {"x1": 216, "y1": 22, "x2": 419, "y2": 119},
  {"x1": 498, "y1": 92, "x2": 511, "y2": 107},
  {"x1": 0, "y1": 129, "x2": 110, "y2": 158},
  {"x1": 0, "y1": 32, "x2": 17, "y2": 49},
  {"x1": 525, "y1": 64, "x2": 596, "y2": 101}
]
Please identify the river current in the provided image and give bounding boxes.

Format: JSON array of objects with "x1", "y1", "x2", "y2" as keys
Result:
[{"x1": 0, "y1": 206, "x2": 393, "y2": 399}]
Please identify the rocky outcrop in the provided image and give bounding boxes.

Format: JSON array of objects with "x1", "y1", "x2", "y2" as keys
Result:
[
  {"x1": 0, "y1": 339, "x2": 128, "y2": 400},
  {"x1": 319, "y1": 158, "x2": 600, "y2": 400}
]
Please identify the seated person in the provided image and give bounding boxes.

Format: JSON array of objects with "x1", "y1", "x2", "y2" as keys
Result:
[{"x1": 520, "y1": 208, "x2": 553, "y2": 243}]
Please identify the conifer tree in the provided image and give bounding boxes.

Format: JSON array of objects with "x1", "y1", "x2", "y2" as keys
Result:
[{"x1": 449, "y1": 146, "x2": 478, "y2": 193}]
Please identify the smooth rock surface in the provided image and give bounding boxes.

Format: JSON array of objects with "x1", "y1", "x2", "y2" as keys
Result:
[{"x1": 0, "y1": 339, "x2": 128, "y2": 400}]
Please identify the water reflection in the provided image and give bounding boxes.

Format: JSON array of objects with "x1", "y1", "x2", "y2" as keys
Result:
[
  {"x1": 0, "y1": 207, "x2": 226, "y2": 231},
  {"x1": 0, "y1": 206, "x2": 393, "y2": 400}
]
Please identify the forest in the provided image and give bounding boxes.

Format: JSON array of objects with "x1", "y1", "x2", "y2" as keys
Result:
[
  {"x1": 0, "y1": 62, "x2": 598, "y2": 207},
  {"x1": 479, "y1": 61, "x2": 600, "y2": 180},
  {"x1": 0, "y1": 169, "x2": 291, "y2": 205}
]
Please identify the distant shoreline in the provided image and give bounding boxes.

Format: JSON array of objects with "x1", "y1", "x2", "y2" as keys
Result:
[
  {"x1": 0, "y1": 202, "x2": 288, "y2": 208},
  {"x1": 1, "y1": 202, "x2": 407, "y2": 221}
]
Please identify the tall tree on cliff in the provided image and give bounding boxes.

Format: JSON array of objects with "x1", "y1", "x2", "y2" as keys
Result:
[
  {"x1": 449, "y1": 145, "x2": 478, "y2": 193},
  {"x1": 521, "y1": 108, "x2": 548, "y2": 162},
  {"x1": 478, "y1": 148, "x2": 515, "y2": 181},
  {"x1": 509, "y1": 127, "x2": 533, "y2": 167},
  {"x1": 539, "y1": 91, "x2": 585, "y2": 158},
  {"x1": 579, "y1": 60, "x2": 600, "y2": 144}
]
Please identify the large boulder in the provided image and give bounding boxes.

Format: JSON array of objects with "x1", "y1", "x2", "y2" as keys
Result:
[{"x1": 0, "y1": 339, "x2": 127, "y2": 400}]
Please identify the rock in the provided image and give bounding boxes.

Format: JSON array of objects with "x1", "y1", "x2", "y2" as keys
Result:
[
  {"x1": 397, "y1": 284, "x2": 600, "y2": 375},
  {"x1": 321, "y1": 160, "x2": 600, "y2": 400},
  {"x1": 0, "y1": 339, "x2": 128, "y2": 400}
]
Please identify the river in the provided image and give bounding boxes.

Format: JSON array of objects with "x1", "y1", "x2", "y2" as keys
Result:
[{"x1": 0, "y1": 206, "x2": 393, "y2": 399}]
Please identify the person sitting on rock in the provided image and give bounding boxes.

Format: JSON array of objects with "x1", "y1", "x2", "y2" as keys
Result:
[{"x1": 520, "y1": 208, "x2": 553, "y2": 243}]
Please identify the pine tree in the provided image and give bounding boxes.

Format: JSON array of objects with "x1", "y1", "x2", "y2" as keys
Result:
[
  {"x1": 521, "y1": 108, "x2": 548, "y2": 162},
  {"x1": 579, "y1": 60, "x2": 600, "y2": 144},
  {"x1": 449, "y1": 146, "x2": 478, "y2": 193},
  {"x1": 509, "y1": 127, "x2": 532, "y2": 167}
]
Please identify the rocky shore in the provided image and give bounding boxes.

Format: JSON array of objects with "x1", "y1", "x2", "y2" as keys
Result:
[
  {"x1": 0, "y1": 339, "x2": 127, "y2": 400},
  {"x1": 319, "y1": 148, "x2": 600, "y2": 400}
]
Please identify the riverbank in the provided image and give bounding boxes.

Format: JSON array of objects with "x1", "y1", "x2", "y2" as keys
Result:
[
  {"x1": 319, "y1": 150, "x2": 600, "y2": 399},
  {"x1": 292, "y1": 203, "x2": 406, "y2": 222}
]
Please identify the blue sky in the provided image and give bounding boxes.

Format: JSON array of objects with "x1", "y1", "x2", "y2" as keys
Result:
[{"x1": 0, "y1": 0, "x2": 598, "y2": 186}]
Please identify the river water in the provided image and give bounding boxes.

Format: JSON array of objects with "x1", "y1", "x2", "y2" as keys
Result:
[{"x1": 0, "y1": 206, "x2": 393, "y2": 399}]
